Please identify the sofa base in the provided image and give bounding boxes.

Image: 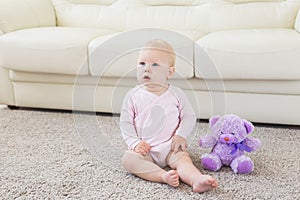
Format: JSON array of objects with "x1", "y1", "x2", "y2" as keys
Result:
[
  {"x1": 7, "y1": 105, "x2": 19, "y2": 110},
  {"x1": 0, "y1": 68, "x2": 15, "y2": 105},
  {"x1": 9, "y1": 80, "x2": 300, "y2": 125}
]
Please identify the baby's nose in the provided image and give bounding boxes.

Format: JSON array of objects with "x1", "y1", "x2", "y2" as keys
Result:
[{"x1": 144, "y1": 65, "x2": 151, "y2": 72}]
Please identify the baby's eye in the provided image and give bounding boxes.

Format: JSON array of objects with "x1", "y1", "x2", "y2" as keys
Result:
[
  {"x1": 221, "y1": 131, "x2": 225, "y2": 135},
  {"x1": 230, "y1": 132, "x2": 235, "y2": 135},
  {"x1": 138, "y1": 62, "x2": 145, "y2": 67},
  {"x1": 152, "y1": 63, "x2": 160, "y2": 67}
]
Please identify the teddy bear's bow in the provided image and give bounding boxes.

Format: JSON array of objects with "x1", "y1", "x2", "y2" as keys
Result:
[{"x1": 230, "y1": 141, "x2": 252, "y2": 155}]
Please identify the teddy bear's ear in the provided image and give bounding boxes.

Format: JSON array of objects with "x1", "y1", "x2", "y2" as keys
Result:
[
  {"x1": 243, "y1": 119, "x2": 254, "y2": 134},
  {"x1": 209, "y1": 115, "x2": 221, "y2": 127}
]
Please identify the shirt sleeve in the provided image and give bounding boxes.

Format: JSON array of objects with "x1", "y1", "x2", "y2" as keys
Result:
[
  {"x1": 119, "y1": 90, "x2": 141, "y2": 149},
  {"x1": 173, "y1": 87, "x2": 197, "y2": 139}
]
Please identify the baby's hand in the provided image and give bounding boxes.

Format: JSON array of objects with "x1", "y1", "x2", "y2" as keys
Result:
[
  {"x1": 171, "y1": 135, "x2": 188, "y2": 153},
  {"x1": 134, "y1": 141, "x2": 151, "y2": 155}
]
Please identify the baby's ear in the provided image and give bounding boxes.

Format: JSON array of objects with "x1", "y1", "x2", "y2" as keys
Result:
[
  {"x1": 209, "y1": 115, "x2": 221, "y2": 127},
  {"x1": 243, "y1": 119, "x2": 254, "y2": 134},
  {"x1": 167, "y1": 66, "x2": 175, "y2": 79}
]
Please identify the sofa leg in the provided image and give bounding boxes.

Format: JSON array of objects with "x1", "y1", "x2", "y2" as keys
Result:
[{"x1": 7, "y1": 105, "x2": 19, "y2": 110}]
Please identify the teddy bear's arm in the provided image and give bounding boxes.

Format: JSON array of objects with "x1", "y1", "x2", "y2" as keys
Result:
[
  {"x1": 199, "y1": 135, "x2": 217, "y2": 148},
  {"x1": 244, "y1": 137, "x2": 261, "y2": 152}
]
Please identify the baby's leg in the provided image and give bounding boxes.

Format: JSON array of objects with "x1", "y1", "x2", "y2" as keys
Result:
[
  {"x1": 121, "y1": 150, "x2": 179, "y2": 187},
  {"x1": 167, "y1": 151, "x2": 218, "y2": 193}
]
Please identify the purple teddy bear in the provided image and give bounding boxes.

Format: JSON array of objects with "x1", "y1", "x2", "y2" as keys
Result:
[{"x1": 199, "y1": 114, "x2": 261, "y2": 174}]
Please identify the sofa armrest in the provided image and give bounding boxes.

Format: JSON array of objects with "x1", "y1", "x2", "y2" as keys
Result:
[{"x1": 0, "y1": 0, "x2": 56, "y2": 33}]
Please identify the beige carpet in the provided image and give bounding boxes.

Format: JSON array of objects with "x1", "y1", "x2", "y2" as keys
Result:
[{"x1": 0, "y1": 106, "x2": 299, "y2": 199}]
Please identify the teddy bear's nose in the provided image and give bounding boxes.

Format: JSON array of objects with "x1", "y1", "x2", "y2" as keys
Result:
[{"x1": 224, "y1": 137, "x2": 229, "y2": 141}]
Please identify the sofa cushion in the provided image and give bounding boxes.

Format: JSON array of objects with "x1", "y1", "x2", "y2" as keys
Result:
[
  {"x1": 0, "y1": 0, "x2": 56, "y2": 33},
  {"x1": 88, "y1": 28, "x2": 194, "y2": 79},
  {"x1": 195, "y1": 29, "x2": 300, "y2": 80},
  {"x1": 0, "y1": 27, "x2": 115, "y2": 75}
]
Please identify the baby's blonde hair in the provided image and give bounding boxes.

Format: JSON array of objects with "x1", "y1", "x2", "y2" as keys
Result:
[{"x1": 144, "y1": 39, "x2": 176, "y2": 67}]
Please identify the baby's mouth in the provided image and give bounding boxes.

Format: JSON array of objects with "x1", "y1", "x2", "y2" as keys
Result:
[{"x1": 143, "y1": 75, "x2": 151, "y2": 81}]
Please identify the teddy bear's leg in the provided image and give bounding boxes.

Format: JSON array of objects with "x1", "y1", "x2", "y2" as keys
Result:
[
  {"x1": 230, "y1": 155, "x2": 254, "y2": 174},
  {"x1": 201, "y1": 153, "x2": 222, "y2": 171}
]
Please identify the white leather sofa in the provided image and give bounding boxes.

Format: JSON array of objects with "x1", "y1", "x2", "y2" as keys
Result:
[{"x1": 1, "y1": 0, "x2": 300, "y2": 125}]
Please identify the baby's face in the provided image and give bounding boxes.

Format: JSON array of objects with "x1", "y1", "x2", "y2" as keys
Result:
[{"x1": 137, "y1": 49, "x2": 174, "y2": 89}]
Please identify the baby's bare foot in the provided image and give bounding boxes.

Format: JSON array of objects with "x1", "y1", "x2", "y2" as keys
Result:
[
  {"x1": 162, "y1": 170, "x2": 180, "y2": 187},
  {"x1": 192, "y1": 174, "x2": 218, "y2": 193}
]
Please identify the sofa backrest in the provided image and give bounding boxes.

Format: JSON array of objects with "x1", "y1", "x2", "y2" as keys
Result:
[
  {"x1": 51, "y1": 0, "x2": 127, "y2": 31},
  {"x1": 0, "y1": 0, "x2": 56, "y2": 33},
  {"x1": 210, "y1": 0, "x2": 300, "y2": 32},
  {"x1": 126, "y1": 0, "x2": 210, "y2": 40},
  {"x1": 50, "y1": 0, "x2": 300, "y2": 39},
  {"x1": 68, "y1": 0, "x2": 117, "y2": 4},
  {"x1": 51, "y1": 0, "x2": 210, "y2": 39}
]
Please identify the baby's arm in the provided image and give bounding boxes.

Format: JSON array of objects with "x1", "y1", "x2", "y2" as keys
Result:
[
  {"x1": 119, "y1": 91, "x2": 141, "y2": 150},
  {"x1": 173, "y1": 88, "x2": 197, "y2": 139},
  {"x1": 171, "y1": 87, "x2": 197, "y2": 151}
]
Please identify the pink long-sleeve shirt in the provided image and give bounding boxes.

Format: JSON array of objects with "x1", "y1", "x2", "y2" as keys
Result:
[{"x1": 119, "y1": 85, "x2": 197, "y2": 166}]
